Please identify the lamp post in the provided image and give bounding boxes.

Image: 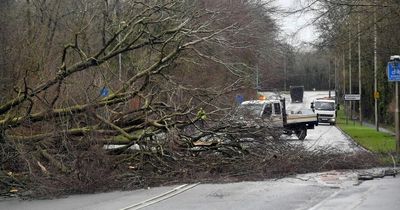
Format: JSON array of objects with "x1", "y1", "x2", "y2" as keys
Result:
[{"x1": 374, "y1": 6, "x2": 379, "y2": 131}]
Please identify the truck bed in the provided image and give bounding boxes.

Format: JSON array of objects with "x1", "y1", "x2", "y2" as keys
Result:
[{"x1": 286, "y1": 113, "x2": 318, "y2": 125}]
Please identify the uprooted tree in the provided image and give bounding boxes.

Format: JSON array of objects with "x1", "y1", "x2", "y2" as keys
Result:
[
  {"x1": 0, "y1": 0, "x2": 281, "y2": 195},
  {"x1": 0, "y1": 0, "x2": 378, "y2": 197}
]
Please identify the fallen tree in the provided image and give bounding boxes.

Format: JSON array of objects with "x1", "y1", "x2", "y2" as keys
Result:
[
  {"x1": 0, "y1": 0, "x2": 267, "y2": 196},
  {"x1": 0, "y1": 0, "x2": 381, "y2": 198}
]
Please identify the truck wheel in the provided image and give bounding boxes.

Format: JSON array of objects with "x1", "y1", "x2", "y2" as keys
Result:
[{"x1": 296, "y1": 128, "x2": 307, "y2": 140}]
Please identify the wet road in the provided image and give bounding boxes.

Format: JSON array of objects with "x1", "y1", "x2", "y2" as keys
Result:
[
  {"x1": 2, "y1": 169, "x2": 399, "y2": 210},
  {"x1": 262, "y1": 91, "x2": 360, "y2": 153}
]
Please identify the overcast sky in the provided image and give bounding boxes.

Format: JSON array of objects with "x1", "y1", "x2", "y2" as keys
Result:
[{"x1": 274, "y1": 0, "x2": 318, "y2": 46}]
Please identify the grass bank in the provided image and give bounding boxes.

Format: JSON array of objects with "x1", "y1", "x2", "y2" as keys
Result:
[
  {"x1": 336, "y1": 107, "x2": 396, "y2": 154},
  {"x1": 337, "y1": 109, "x2": 396, "y2": 154}
]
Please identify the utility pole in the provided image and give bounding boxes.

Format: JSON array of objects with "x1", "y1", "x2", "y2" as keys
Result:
[
  {"x1": 335, "y1": 56, "x2": 338, "y2": 102},
  {"x1": 358, "y1": 15, "x2": 363, "y2": 125},
  {"x1": 115, "y1": 0, "x2": 122, "y2": 81},
  {"x1": 284, "y1": 54, "x2": 287, "y2": 92},
  {"x1": 343, "y1": 50, "x2": 346, "y2": 97},
  {"x1": 374, "y1": 6, "x2": 379, "y2": 131},
  {"x1": 343, "y1": 50, "x2": 348, "y2": 124},
  {"x1": 118, "y1": 44, "x2": 122, "y2": 80},
  {"x1": 349, "y1": 23, "x2": 352, "y2": 123},
  {"x1": 329, "y1": 56, "x2": 331, "y2": 98},
  {"x1": 342, "y1": 50, "x2": 346, "y2": 97},
  {"x1": 256, "y1": 64, "x2": 259, "y2": 90}
]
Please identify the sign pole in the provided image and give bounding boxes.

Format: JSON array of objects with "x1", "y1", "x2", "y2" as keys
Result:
[
  {"x1": 344, "y1": 94, "x2": 360, "y2": 124},
  {"x1": 388, "y1": 55, "x2": 400, "y2": 157},
  {"x1": 345, "y1": 101, "x2": 348, "y2": 124},
  {"x1": 396, "y1": 81, "x2": 399, "y2": 155}
]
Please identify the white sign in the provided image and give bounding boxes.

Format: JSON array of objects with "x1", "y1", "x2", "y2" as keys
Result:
[{"x1": 344, "y1": 94, "x2": 360, "y2": 101}]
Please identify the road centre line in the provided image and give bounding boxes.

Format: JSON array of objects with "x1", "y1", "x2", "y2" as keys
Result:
[
  {"x1": 306, "y1": 189, "x2": 342, "y2": 210},
  {"x1": 119, "y1": 183, "x2": 200, "y2": 210}
]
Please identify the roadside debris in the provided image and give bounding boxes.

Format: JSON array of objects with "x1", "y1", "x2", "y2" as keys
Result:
[
  {"x1": 0, "y1": 96, "x2": 383, "y2": 199},
  {"x1": 358, "y1": 168, "x2": 398, "y2": 181}
]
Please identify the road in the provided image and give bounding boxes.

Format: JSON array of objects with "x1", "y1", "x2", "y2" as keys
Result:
[
  {"x1": 2, "y1": 169, "x2": 399, "y2": 210},
  {"x1": 2, "y1": 91, "x2": 398, "y2": 210},
  {"x1": 262, "y1": 91, "x2": 361, "y2": 153}
]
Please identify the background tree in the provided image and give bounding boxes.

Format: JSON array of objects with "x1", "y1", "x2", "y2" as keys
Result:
[{"x1": 293, "y1": 0, "x2": 400, "y2": 126}]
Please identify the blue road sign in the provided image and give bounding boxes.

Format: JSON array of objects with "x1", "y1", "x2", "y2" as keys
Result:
[
  {"x1": 387, "y1": 61, "x2": 400, "y2": 82},
  {"x1": 235, "y1": 95, "x2": 244, "y2": 104},
  {"x1": 100, "y1": 87, "x2": 109, "y2": 97}
]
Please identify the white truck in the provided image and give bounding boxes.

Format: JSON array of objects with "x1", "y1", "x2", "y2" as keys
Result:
[
  {"x1": 311, "y1": 97, "x2": 337, "y2": 125},
  {"x1": 237, "y1": 99, "x2": 318, "y2": 140}
]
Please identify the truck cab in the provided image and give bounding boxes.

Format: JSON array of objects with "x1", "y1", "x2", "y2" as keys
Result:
[
  {"x1": 237, "y1": 99, "x2": 318, "y2": 140},
  {"x1": 238, "y1": 100, "x2": 284, "y2": 127},
  {"x1": 311, "y1": 98, "x2": 337, "y2": 125}
]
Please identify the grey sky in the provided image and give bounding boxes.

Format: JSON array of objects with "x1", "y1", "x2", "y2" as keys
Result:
[{"x1": 274, "y1": 0, "x2": 318, "y2": 46}]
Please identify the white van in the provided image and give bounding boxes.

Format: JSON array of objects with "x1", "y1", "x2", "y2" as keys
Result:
[{"x1": 311, "y1": 98, "x2": 337, "y2": 125}]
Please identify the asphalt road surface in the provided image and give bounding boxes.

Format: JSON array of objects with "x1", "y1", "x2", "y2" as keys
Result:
[
  {"x1": 261, "y1": 91, "x2": 361, "y2": 153},
  {"x1": 2, "y1": 91, "x2": 398, "y2": 210},
  {"x1": 2, "y1": 169, "x2": 399, "y2": 210}
]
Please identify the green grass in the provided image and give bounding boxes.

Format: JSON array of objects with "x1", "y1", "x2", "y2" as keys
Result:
[{"x1": 336, "y1": 107, "x2": 396, "y2": 154}]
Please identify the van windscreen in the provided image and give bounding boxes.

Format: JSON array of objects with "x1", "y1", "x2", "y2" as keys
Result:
[{"x1": 314, "y1": 101, "x2": 335, "y2": 111}]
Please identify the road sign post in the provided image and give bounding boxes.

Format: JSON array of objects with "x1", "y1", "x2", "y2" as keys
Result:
[
  {"x1": 387, "y1": 55, "x2": 400, "y2": 156},
  {"x1": 344, "y1": 94, "x2": 361, "y2": 125},
  {"x1": 396, "y1": 82, "x2": 399, "y2": 155},
  {"x1": 344, "y1": 94, "x2": 361, "y2": 101}
]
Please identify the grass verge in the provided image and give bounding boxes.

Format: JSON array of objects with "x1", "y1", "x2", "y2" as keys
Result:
[
  {"x1": 336, "y1": 107, "x2": 396, "y2": 155},
  {"x1": 336, "y1": 107, "x2": 398, "y2": 165}
]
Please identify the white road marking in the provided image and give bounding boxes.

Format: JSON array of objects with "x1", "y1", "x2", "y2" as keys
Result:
[
  {"x1": 119, "y1": 183, "x2": 200, "y2": 210},
  {"x1": 347, "y1": 185, "x2": 376, "y2": 210},
  {"x1": 305, "y1": 189, "x2": 342, "y2": 210}
]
